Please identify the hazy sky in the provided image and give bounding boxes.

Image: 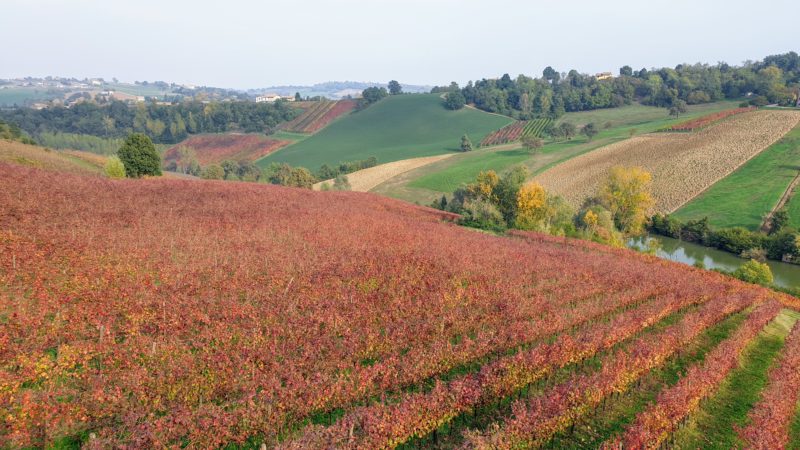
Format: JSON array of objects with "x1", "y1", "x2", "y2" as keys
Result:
[{"x1": 2, "y1": 0, "x2": 798, "y2": 88}]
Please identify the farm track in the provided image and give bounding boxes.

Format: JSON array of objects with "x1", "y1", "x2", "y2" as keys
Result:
[
  {"x1": 313, "y1": 154, "x2": 455, "y2": 192},
  {"x1": 534, "y1": 110, "x2": 800, "y2": 212}
]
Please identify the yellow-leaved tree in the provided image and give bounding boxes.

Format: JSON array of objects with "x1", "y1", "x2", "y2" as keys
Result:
[
  {"x1": 514, "y1": 181, "x2": 549, "y2": 230},
  {"x1": 599, "y1": 166, "x2": 655, "y2": 235},
  {"x1": 467, "y1": 170, "x2": 500, "y2": 202}
]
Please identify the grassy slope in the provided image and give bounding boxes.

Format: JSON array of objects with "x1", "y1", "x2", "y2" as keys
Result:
[
  {"x1": 673, "y1": 122, "x2": 800, "y2": 230},
  {"x1": 256, "y1": 94, "x2": 513, "y2": 169},
  {"x1": 0, "y1": 139, "x2": 105, "y2": 175},
  {"x1": 671, "y1": 309, "x2": 800, "y2": 449},
  {"x1": 400, "y1": 101, "x2": 739, "y2": 199}
]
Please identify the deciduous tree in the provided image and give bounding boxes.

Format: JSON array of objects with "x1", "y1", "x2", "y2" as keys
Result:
[{"x1": 598, "y1": 166, "x2": 655, "y2": 234}]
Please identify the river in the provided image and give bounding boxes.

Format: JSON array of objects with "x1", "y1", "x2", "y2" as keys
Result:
[{"x1": 628, "y1": 235, "x2": 800, "y2": 289}]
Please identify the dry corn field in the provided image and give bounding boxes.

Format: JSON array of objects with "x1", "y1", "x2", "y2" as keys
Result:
[
  {"x1": 535, "y1": 110, "x2": 800, "y2": 212},
  {"x1": 314, "y1": 154, "x2": 454, "y2": 192}
]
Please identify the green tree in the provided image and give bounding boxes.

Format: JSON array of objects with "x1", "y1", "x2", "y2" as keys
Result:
[
  {"x1": 581, "y1": 122, "x2": 599, "y2": 141},
  {"x1": 559, "y1": 122, "x2": 577, "y2": 140},
  {"x1": 117, "y1": 133, "x2": 161, "y2": 178},
  {"x1": 104, "y1": 156, "x2": 126, "y2": 179},
  {"x1": 359, "y1": 87, "x2": 388, "y2": 109},
  {"x1": 669, "y1": 99, "x2": 688, "y2": 118},
  {"x1": 521, "y1": 135, "x2": 544, "y2": 153},
  {"x1": 619, "y1": 65, "x2": 633, "y2": 77},
  {"x1": 388, "y1": 80, "x2": 402, "y2": 95},
  {"x1": 443, "y1": 91, "x2": 466, "y2": 110},
  {"x1": 733, "y1": 260, "x2": 774, "y2": 285},
  {"x1": 294, "y1": 92, "x2": 302, "y2": 102},
  {"x1": 460, "y1": 134, "x2": 473, "y2": 152}
]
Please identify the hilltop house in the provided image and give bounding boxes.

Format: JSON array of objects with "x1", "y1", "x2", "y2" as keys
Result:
[
  {"x1": 255, "y1": 93, "x2": 294, "y2": 103},
  {"x1": 595, "y1": 72, "x2": 613, "y2": 81}
]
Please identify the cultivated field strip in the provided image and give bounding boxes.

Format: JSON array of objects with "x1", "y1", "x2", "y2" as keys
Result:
[
  {"x1": 610, "y1": 300, "x2": 783, "y2": 449},
  {"x1": 1, "y1": 163, "x2": 796, "y2": 448},
  {"x1": 281, "y1": 100, "x2": 357, "y2": 133},
  {"x1": 738, "y1": 312, "x2": 800, "y2": 448},
  {"x1": 281, "y1": 283, "x2": 721, "y2": 448},
  {"x1": 466, "y1": 295, "x2": 774, "y2": 448},
  {"x1": 535, "y1": 110, "x2": 800, "y2": 212},
  {"x1": 163, "y1": 134, "x2": 291, "y2": 165},
  {"x1": 313, "y1": 154, "x2": 455, "y2": 192}
]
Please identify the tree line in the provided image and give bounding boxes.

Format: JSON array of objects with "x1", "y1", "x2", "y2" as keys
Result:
[
  {"x1": 0, "y1": 99, "x2": 298, "y2": 145},
  {"x1": 434, "y1": 52, "x2": 800, "y2": 119}
]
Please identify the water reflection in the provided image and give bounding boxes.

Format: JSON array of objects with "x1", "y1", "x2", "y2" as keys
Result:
[{"x1": 629, "y1": 235, "x2": 800, "y2": 289}]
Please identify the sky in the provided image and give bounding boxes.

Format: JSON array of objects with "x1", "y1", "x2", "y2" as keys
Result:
[{"x1": 2, "y1": 0, "x2": 798, "y2": 89}]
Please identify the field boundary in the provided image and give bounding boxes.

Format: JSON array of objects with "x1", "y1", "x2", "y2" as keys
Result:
[{"x1": 669, "y1": 113, "x2": 800, "y2": 213}]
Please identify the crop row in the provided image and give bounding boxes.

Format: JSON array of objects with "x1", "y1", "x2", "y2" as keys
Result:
[
  {"x1": 666, "y1": 107, "x2": 756, "y2": 132},
  {"x1": 163, "y1": 134, "x2": 291, "y2": 165},
  {"x1": 0, "y1": 163, "x2": 790, "y2": 448},
  {"x1": 282, "y1": 100, "x2": 356, "y2": 133},
  {"x1": 738, "y1": 311, "x2": 800, "y2": 448},
  {"x1": 466, "y1": 294, "x2": 773, "y2": 448},
  {"x1": 611, "y1": 299, "x2": 782, "y2": 449},
  {"x1": 480, "y1": 118, "x2": 553, "y2": 147},
  {"x1": 522, "y1": 118, "x2": 552, "y2": 139},
  {"x1": 282, "y1": 280, "x2": 723, "y2": 448}
]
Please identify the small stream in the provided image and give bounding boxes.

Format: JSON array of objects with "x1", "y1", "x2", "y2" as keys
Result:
[{"x1": 628, "y1": 235, "x2": 800, "y2": 289}]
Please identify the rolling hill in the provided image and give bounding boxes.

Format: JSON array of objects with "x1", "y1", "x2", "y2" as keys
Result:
[
  {"x1": 257, "y1": 93, "x2": 513, "y2": 169},
  {"x1": 2, "y1": 159, "x2": 799, "y2": 448}
]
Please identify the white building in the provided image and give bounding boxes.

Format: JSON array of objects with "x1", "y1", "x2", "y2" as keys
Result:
[{"x1": 255, "y1": 93, "x2": 294, "y2": 103}]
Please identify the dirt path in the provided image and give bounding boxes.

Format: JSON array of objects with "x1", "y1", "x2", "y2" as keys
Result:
[
  {"x1": 313, "y1": 154, "x2": 455, "y2": 192},
  {"x1": 761, "y1": 171, "x2": 800, "y2": 232}
]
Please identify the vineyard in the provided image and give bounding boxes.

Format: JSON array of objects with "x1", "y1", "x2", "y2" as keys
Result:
[
  {"x1": 281, "y1": 99, "x2": 357, "y2": 133},
  {"x1": 480, "y1": 118, "x2": 552, "y2": 146},
  {"x1": 665, "y1": 106, "x2": 756, "y2": 132},
  {"x1": 536, "y1": 110, "x2": 800, "y2": 212},
  {"x1": 3, "y1": 161, "x2": 800, "y2": 449},
  {"x1": 163, "y1": 134, "x2": 291, "y2": 166}
]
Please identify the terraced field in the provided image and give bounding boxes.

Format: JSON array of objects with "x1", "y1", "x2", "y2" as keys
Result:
[
  {"x1": 164, "y1": 134, "x2": 291, "y2": 166},
  {"x1": 281, "y1": 99, "x2": 357, "y2": 133},
  {"x1": 535, "y1": 110, "x2": 800, "y2": 212}
]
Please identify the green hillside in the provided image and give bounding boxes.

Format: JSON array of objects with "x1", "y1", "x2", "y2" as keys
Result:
[{"x1": 257, "y1": 93, "x2": 513, "y2": 169}]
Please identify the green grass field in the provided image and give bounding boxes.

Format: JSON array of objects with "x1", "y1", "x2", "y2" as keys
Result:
[
  {"x1": 0, "y1": 87, "x2": 57, "y2": 106},
  {"x1": 673, "y1": 122, "x2": 800, "y2": 230},
  {"x1": 256, "y1": 94, "x2": 513, "y2": 169},
  {"x1": 404, "y1": 101, "x2": 740, "y2": 196}
]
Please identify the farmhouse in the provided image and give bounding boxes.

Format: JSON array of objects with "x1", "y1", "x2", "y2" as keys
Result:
[
  {"x1": 595, "y1": 72, "x2": 614, "y2": 80},
  {"x1": 255, "y1": 93, "x2": 295, "y2": 103}
]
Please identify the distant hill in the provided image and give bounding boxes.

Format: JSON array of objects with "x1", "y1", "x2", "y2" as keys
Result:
[
  {"x1": 258, "y1": 93, "x2": 513, "y2": 169},
  {"x1": 247, "y1": 81, "x2": 433, "y2": 100}
]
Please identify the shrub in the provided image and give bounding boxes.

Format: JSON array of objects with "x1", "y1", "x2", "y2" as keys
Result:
[
  {"x1": 459, "y1": 199, "x2": 506, "y2": 232},
  {"x1": 201, "y1": 164, "x2": 224, "y2": 180},
  {"x1": 104, "y1": 156, "x2": 126, "y2": 179},
  {"x1": 733, "y1": 260, "x2": 774, "y2": 286},
  {"x1": 118, "y1": 133, "x2": 162, "y2": 178},
  {"x1": 333, "y1": 175, "x2": 351, "y2": 191},
  {"x1": 708, "y1": 227, "x2": 763, "y2": 255}
]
